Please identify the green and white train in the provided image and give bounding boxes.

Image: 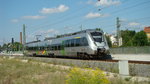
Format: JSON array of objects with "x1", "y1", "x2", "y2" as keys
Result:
[{"x1": 25, "y1": 29, "x2": 110, "y2": 59}]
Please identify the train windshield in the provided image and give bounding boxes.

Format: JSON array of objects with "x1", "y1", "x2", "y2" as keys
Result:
[{"x1": 90, "y1": 32, "x2": 103, "y2": 43}]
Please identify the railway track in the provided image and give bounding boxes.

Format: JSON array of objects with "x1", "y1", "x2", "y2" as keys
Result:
[
  {"x1": 1, "y1": 55, "x2": 150, "y2": 77},
  {"x1": 98, "y1": 60, "x2": 150, "y2": 64},
  {"x1": 1, "y1": 54, "x2": 150, "y2": 64},
  {"x1": 31, "y1": 55, "x2": 150, "y2": 65}
]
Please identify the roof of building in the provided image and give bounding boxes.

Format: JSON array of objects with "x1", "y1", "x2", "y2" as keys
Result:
[{"x1": 144, "y1": 27, "x2": 150, "y2": 33}]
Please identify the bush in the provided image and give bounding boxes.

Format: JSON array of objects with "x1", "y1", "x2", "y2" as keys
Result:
[{"x1": 66, "y1": 67, "x2": 109, "y2": 84}]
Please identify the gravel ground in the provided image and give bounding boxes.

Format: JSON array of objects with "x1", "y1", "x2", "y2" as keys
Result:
[{"x1": 112, "y1": 54, "x2": 150, "y2": 61}]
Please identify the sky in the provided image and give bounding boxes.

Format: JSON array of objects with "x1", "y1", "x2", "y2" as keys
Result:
[{"x1": 0, "y1": 0, "x2": 150, "y2": 45}]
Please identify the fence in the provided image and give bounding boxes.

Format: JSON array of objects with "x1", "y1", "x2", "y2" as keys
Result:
[{"x1": 110, "y1": 46, "x2": 150, "y2": 54}]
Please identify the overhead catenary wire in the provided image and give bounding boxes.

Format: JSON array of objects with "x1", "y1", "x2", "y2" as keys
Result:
[
  {"x1": 67, "y1": 0, "x2": 150, "y2": 30},
  {"x1": 27, "y1": 0, "x2": 150, "y2": 40},
  {"x1": 101, "y1": 17, "x2": 150, "y2": 31},
  {"x1": 28, "y1": 0, "x2": 129, "y2": 32},
  {"x1": 89, "y1": 6, "x2": 150, "y2": 29},
  {"x1": 28, "y1": 4, "x2": 91, "y2": 29},
  {"x1": 26, "y1": 0, "x2": 129, "y2": 39}
]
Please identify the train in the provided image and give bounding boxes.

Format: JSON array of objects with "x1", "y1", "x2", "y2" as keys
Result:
[{"x1": 25, "y1": 29, "x2": 111, "y2": 59}]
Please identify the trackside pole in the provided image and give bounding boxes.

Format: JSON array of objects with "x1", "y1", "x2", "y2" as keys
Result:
[{"x1": 23, "y1": 24, "x2": 26, "y2": 54}]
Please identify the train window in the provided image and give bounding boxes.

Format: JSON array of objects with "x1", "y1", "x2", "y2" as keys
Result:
[
  {"x1": 75, "y1": 38, "x2": 80, "y2": 46},
  {"x1": 54, "y1": 45, "x2": 57, "y2": 50},
  {"x1": 58, "y1": 45, "x2": 61, "y2": 50},
  {"x1": 29, "y1": 47, "x2": 32, "y2": 50},
  {"x1": 64, "y1": 38, "x2": 88, "y2": 47},
  {"x1": 42, "y1": 46, "x2": 45, "y2": 50},
  {"x1": 31, "y1": 47, "x2": 34, "y2": 50},
  {"x1": 51, "y1": 46, "x2": 54, "y2": 50},
  {"x1": 26, "y1": 47, "x2": 29, "y2": 50},
  {"x1": 61, "y1": 42, "x2": 64, "y2": 50},
  {"x1": 70, "y1": 40, "x2": 73, "y2": 47},
  {"x1": 54, "y1": 45, "x2": 56, "y2": 50},
  {"x1": 30, "y1": 47, "x2": 32, "y2": 50},
  {"x1": 39, "y1": 47, "x2": 41, "y2": 50},
  {"x1": 32, "y1": 47, "x2": 34, "y2": 50},
  {"x1": 81, "y1": 37, "x2": 88, "y2": 46},
  {"x1": 68, "y1": 40, "x2": 71, "y2": 47},
  {"x1": 40, "y1": 46, "x2": 42, "y2": 50},
  {"x1": 91, "y1": 32, "x2": 103, "y2": 43},
  {"x1": 85, "y1": 38, "x2": 88, "y2": 46},
  {"x1": 91, "y1": 32, "x2": 102, "y2": 36},
  {"x1": 64, "y1": 40, "x2": 68, "y2": 47},
  {"x1": 46, "y1": 46, "x2": 48, "y2": 50},
  {"x1": 71, "y1": 39, "x2": 75, "y2": 47},
  {"x1": 33, "y1": 47, "x2": 35, "y2": 50},
  {"x1": 35, "y1": 47, "x2": 37, "y2": 50},
  {"x1": 93, "y1": 38, "x2": 102, "y2": 42},
  {"x1": 31, "y1": 47, "x2": 33, "y2": 50},
  {"x1": 67, "y1": 40, "x2": 69, "y2": 47},
  {"x1": 47, "y1": 45, "x2": 50, "y2": 50}
]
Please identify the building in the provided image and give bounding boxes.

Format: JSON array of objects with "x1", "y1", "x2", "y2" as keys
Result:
[
  {"x1": 110, "y1": 35, "x2": 117, "y2": 46},
  {"x1": 144, "y1": 27, "x2": 150, "y2": 41},
  {"x1": 105, "y1": 33, "x2": 122, "y2": 47}
]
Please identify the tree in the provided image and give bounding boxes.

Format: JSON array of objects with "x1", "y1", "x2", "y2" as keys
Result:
[
  {"x1": 2, "y1": 43, "x2": 7, "y2": 50},
  {"x1": 12, "y1": 42, "x2": 23, "y2": 51},
  {"x1": 105, "y1": 35, "x2": 112, "y2": 47},
  {"x1": 132, "y1": 31, "x2": 148, "y2": 46},
  {"x1": 121, "y1": 30, "x2": 136, "y2": 46},
  {"x1": 2, "y1": 42, "x2": 23, "y2": 51},
  {"x1": 0, "y1": 45, "x2": 2, "y2": 51}
]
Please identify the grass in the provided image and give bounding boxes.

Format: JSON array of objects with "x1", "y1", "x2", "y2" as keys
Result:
[
  {"x1": 0, "y1": 57, "x2": 67, "y2": 84},
  {"x1": 0, "y1": 56, "x2": 150, "y2": 84}
]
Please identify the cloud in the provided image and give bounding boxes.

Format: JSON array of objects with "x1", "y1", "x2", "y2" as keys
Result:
[
  {"x1": 27, "y1": 29, "x2": 59, "y2": 41},
  {"x1": 34, "y1": 29, "x2": 59, "y2": 36},
  {"x1": 128, "y1": 22, "x2": 140, "y2": 26},
  {"x1": 96, "y1": 0, "x2": 121, "y2": 6},
  {"x1": 22, "y1": 15, "x2": 45, "y2": 20},
  {"x1": 86, "y1": 0, "x2": 95, "y2": 5},
  {"x1": 10, "y1": 15, "x2": 45, "y2": 23},
  {"x1": 87, "y1": 0, "x2": 121, "y2": 6},
  {"x1": 42, "y1": 29, "x2": 59, "y2": 35},
  {"x1": 11, "y1": 19, "x2": 19, "y2": 23},
  {"x1": 85, "y1": 12, "x2": 109, "y2": 19},
  {"x1": 40, "y1": 4, "x2": 69, "y2": 14}
]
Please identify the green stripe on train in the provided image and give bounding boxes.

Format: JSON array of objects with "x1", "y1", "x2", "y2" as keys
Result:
[
  {"x1": 61, "y1": 41, "x2": 65, "y2": 55},
  {"x1": 36, "y1": 51, "x2": 39, "y2": 54}
]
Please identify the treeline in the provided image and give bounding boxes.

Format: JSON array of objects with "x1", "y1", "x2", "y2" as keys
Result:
[
  {"x1": 107, "y1": 30, "x2": 150, "y2": 47},
  {"x1": 0, "y1": 42, "x2": 23, "y2": 51},
  {"x1": 121, "y1": 30, "x2": 150, "y2": 47}
]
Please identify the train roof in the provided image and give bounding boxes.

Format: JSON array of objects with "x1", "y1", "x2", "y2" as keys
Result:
[
  {"x1": 25, "y1": 40, "x2": 41, "y2": 44},
  {"x1": 26, "y1": 29, "x2": 103, "y2": 44},
  {"x1": 45, "y1": 29, "x2": 103, "y2": 40}
]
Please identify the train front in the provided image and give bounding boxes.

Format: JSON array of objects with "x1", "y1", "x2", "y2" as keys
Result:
[{"x1": 89, "y1": 30, "x2": 110, "y2": 56}]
